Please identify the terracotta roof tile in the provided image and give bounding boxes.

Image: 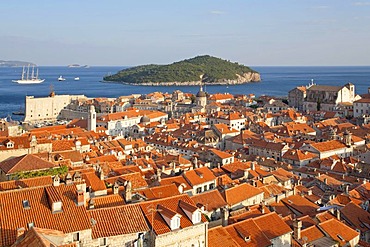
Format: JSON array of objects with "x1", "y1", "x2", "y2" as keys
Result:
[
  {"x1": 191, "y1": 189, "x2": 227, "y2": 211},
  {"x1": 0, "y1": 176, "x2": 52, "y2": 191},
  {"x1": 340, "y1": 202, "x2": 370, "y2": 232},
  {"x1": 92, "y1": 193, "x2": 125, "y2": 209},
  {"x1": 0, "y1": 184, "x2": 90, "y2": 246},
  {"x1": 140, "y1": 194, "x2": 207, "y2": 235},
  {"x1": 253, "y1": 212, "x2": 292, "y2": 240},
  {"x1": 310, "y1": 140, "x2": 347, "y2": 152},
  {"x1": 221, "y1": 183, "x2": 263, "y2": 206},
  {"x1": 183, "y1": 166, "x2": 216, "y2": 186},
  {"x1": 319, "y1": 218, "x2": 360, "y2": 246},
  {"x1": 137, "y1": 184, "x2": 180, "y2": 200},
  {"x1": 88, "y1": 204, "x2": 149, "y2": 238},
  {"x1": 301, "y1": 225, "x2": 325, "y2": 243},
  {"x1": 208, "y1": 226, "x2": 241, "y2": 247},
  {"x1": 0, "y1": 154, "x2": 58, "y2": 174},
  {"x1": 281, "y1": 195, "x2": 320, "y2": 216},
  {"x1": 105, "y1": 172, "x2": 148, "y2": 190}
]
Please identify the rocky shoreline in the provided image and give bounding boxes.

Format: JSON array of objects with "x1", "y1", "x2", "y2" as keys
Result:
[{"x1": 103, "y1": 72, "x2": 261, "y2": 86}]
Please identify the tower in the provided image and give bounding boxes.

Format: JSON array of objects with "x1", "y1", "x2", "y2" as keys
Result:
[
  {"x1": 196, "y1": 84, "x2": 207, "y2": 107},
  {"x1": 88, "y1": 105, "x2": 96, "y2": 132},
  {"x1": 343, "y1": 129, "x2": 352, "y2": 146}
]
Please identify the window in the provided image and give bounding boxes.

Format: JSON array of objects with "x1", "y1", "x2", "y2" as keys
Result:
[
  {"x1": 73, "y1": 232, "x2": 80, "y2": 241},
  {"x1": 192, "y1": 211, "x2": 201, "y2": 224},
  {"x1": 209, "y1": 183, "x2": 215, "y2": 189},
  {"x1": 196, "y1": 187, "x2": 202, "y2": 194},
  {"x1": 171, "y1": 216, "x2": 181, "y2": 230},
  {"x1": 99, "y1": 237, "x2": 107, "y2": 246}
]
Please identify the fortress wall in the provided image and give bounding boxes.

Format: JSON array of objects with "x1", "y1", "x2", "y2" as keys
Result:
[{"x1": 24, "y1": 95, "x2": 86, "y2": 123}]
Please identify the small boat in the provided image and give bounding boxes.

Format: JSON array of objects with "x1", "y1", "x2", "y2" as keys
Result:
[
  {"x1": 58, "y1": 76, "x2": 66, "y2": 81},
  {"x1": 12, "y1": 65, "x2": 45, "y2": 84},
  {"x1": 74, "y1": 77, "x2": 80, "y2": 81}
]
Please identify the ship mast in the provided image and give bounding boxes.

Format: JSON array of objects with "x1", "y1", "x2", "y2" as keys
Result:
[
  {"x1": 31, "y1": 65, "x2": 35, "y2": 79},
  {"x1": 26, "y1": 64, "x2": 30, "y2": 80},
  {"x1": 21, "y1": 66, "x2": 25, "y2": 80}
]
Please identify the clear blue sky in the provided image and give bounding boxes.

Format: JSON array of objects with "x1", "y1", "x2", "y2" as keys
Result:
[{"x1": 1, "y1": 0, "x2": 369, "y2": 66}]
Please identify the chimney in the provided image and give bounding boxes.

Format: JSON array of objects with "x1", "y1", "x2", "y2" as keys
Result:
[
  {"x1": 251, "y1": 161, "x2": 256, "y2": 171},
  {"x1": 124, "y1": 181, "x2": 132, "y2": 203},
  {"x1": 293, "y1": 219, "x2": 302, "y2": 240},
  {"x1": 344, "y1": 184, "x2": 349, "y2": 194},
  {"x1": 336, "y1": 208, "x2": 341, "y2": 220},
  {"x1": 76, "y1": 190, "x2": 85, "y2": 206},
  {"x1": 16, "y1": 227, "x2": 26, "y2": 239},
  {"x1": 88, "y1": 198, "x2": 95, "y2": 209},
  {"x1": 65, "y1": 173, "x2": 72, "y2": 185},
  {"x1": 178, "y1": 184, "x2": 184, "y2": 194},
  {"x1": 244, "y1": 169, "x2": 249, "y2": 179},
  {"x1": 156, "y1": 169, "x2": 162, "y2": 182},
  {"x1": 53, "y1": 175, "x2": 60, "y2": 187},
  {"x1": 259, "y1": 202, "x2": 265, "y2": 214},
  {"x1": 99, "y1": 168, "x2": 104, "y2": 180},
  {"x1": 324, "y1": 178, "x2": 328, "y2": 184},
  {"x1": 113, "y1": 181, "x2": 119, "y2": 195},
  {"x1": 253, "y1": 180, "x2": 257, "y2": 187},
  {"x1": 221, "y1": 207, "x2": 229, "y2": 227}
]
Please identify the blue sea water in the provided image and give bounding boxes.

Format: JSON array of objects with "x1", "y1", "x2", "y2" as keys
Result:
[{"x1": 0, "y1": 66, "x2": 369, "y2": 120}]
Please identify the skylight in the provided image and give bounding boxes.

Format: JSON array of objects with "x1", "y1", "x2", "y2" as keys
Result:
[{"x1": 22, "y1": 200, "x2": 30, "y2": 209}]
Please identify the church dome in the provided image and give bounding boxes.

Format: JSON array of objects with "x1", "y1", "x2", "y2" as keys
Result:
[
  {"x1": 196, "y1": 91, "x2": 206, "y2": 97},
  {"x1": 140, "y1": 115, "x2": 150, "y2": 123}
]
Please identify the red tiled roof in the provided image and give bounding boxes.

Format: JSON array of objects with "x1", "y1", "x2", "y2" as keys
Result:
[
  {"x1": 105, "y1": 172, "x2": 148, "y2": 190},
  {"x1": 310, "y1": 140, "x2": 347, "y2": 152},
  {"x1": 82, "y1": 172, "x2": 107, "y2": 192},
  {"x1": 183, "y1": 166, "x2": 216, "y2": 186},
  {"x1": 0, "y1": 154, "x2": 58, "y2": 174},
  {"x1": 340, "y1": 202, "x2": 370, "y2": 232},
  {"x1": 319, "y1": 218, "x2": 360, "y2": 246},
  {"x1": 0, "y1": 176, "x2": 52, "y2": 191},
  {"x1": 92, "y1": 193, "x2": 125, "y2": 209},
  {"x1": 191, "y1": 189, "x2": 227, "y2": 211},
  {"x1": 88, "y1": 204, "x2": 149, "y2": 238},
  {"x1": 12, "y1": 227, "x2": 67, "y2": 247},
  {"x1": 208, "y1": 226, "x2": 241, "y2": 247},
  {"x1": 139, "y1": 194, "x2": 207, "y2": 235},
  {"x1": 281, "y1": 195, "x2": 320, "y2": 216},
  {"x1": 137, "y1": 184, "x2": 180, "y2": 200},
  {"x1": 0, "y1": 184, "x2": 90, "y2": 246},
  {"x1": 253, "y1": 212, "x2": 292, "y2": 240},
  {"x1": 301, "y1": 225, "x2": 325, "y2": 243},
  {"x1": 221, "y1": 183, "x2": 263, "y2": 206}
]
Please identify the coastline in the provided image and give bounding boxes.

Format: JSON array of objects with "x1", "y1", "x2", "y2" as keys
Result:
[
  {"x1": 102, "y1": 72, "x2": 262, "y2": 86},
  {"x1": 101, "y1": 80, "x2": 261, "y2": 86}
]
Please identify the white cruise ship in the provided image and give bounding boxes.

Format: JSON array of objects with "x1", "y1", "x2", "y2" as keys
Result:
[{"x1": 12, "y1": 65, "x2": 45, "y2": 84}]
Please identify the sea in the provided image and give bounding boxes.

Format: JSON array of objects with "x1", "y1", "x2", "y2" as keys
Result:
[{"x1": 0, "y1": 66, "x2": 369, "y2": 121}]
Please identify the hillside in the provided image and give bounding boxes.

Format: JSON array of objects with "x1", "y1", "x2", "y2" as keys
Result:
[
  {"x1": 0, "y1": 60, "x2": 36, "y2": 67},
  {"x1": 103, "y1": 55, "x2": 260, "y2": 86}
]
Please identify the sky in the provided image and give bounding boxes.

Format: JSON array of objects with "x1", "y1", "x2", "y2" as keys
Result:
[{"x1": 1, "y1": 0, "x2": 370, "y2": 66}]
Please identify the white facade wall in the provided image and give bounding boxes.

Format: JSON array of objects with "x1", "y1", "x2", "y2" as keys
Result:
[
  {"x1": 154, "y1": 223, "x2": 208, "y2": 247},
  {"x1": 270, "y1": 233, "x2": 292, "y2": 247},
  {"x1": 354, "y1": 101, "x2": 370, "y2": 118}
]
